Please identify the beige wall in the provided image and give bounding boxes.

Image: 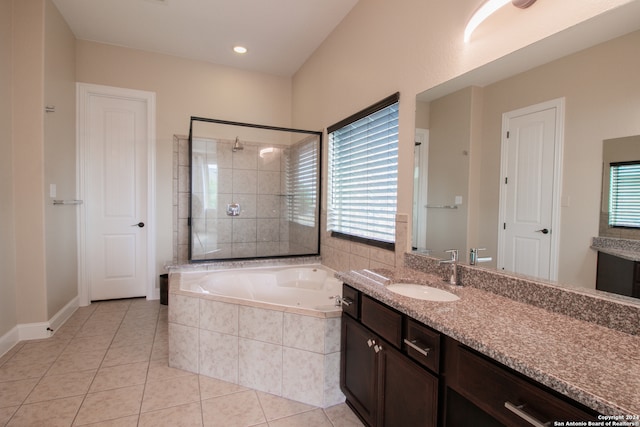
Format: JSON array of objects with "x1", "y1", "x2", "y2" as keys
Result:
[
  {"x1": 425, "y1": 87, "x2": 473, "y2": 257},
  {"x1": 13, "y1": 0, "x2": 48, "y2": 324},
  {"x1": 292, "y1": 0, "x2": 638, "y2": 274},
  {"x1": 0, "y1": 0, "x2": 17, "y2": 338},
  {"x1": 75, "y1": 41, "x2": 293, "y2": 278},
  {"x1": 44, "y1": 0, "x2": 77, "y2": 317}
]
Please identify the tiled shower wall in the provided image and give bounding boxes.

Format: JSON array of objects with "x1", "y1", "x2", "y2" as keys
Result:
[{"x1": 172, "y1": 135, "x2": 318, "y2": 263}]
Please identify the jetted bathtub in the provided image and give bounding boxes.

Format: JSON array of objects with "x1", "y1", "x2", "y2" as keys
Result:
[{"x1": 168, "y1": 263, "x2": 345, "y2": 408}]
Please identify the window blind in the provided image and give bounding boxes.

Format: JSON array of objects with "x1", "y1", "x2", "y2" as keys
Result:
[
  {"x1": 327, "y1": 94, "x2": 399, "y2": 244},
  {"x1": 288, "y1": 137, "x2": 319, "y2": 227},
  {"x1": 609, "y1": 161, "x2": 640, "y2": 228}
]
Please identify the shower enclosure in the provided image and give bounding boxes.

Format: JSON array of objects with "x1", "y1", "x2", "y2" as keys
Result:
[{"x1": 188, "y1": 117, "x2": 322, "y2": 261}]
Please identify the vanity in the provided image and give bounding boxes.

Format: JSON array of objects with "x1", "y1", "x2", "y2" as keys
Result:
[{"x1": 337, "y1": 253, "x2": 640, "y2": 426}]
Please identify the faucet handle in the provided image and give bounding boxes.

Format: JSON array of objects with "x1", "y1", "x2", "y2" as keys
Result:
[{"x1": 445, "y1": 249, "x2": 459, "y2": 261}]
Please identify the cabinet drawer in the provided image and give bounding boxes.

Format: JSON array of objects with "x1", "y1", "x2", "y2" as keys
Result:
[
  {"x1": 341, "y1": 285, "x2": 360, "y2": 319},
  {"x1": 361, "y1": 295, "x2": 402, "y2": 348},
  {"x1": 453, "y1": 345, "x2": 597, "y2": 425},
  {"x1": 405, "y1": 319, "x2": 440, "y2": 374}
]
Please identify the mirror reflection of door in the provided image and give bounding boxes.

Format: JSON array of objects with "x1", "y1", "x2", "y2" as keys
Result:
[
  {"x1": 413, "y1": 128, "x2": 429, "y2": 250},
  {"x1": 498, "y1": 99, "x2": 564, "y2": 281}
]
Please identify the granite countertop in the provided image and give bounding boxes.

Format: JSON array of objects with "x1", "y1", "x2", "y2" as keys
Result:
[
  {"x1": 336, "y1": 267, "x2": 640, "y2": 417},
  {"x1": 594, "y1": 246, "x2": 640, "y2": 262}
]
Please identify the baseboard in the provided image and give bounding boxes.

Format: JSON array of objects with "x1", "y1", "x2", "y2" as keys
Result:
[
  {"x1": 18, "y1": 296, "x2": 79, "y2": 341},
  {"x1": 48, "y1": 296, "x2": 79, "y2": 334},
  {"x1": 0, "y1": 327, "x2": 19, "y2": 359}
]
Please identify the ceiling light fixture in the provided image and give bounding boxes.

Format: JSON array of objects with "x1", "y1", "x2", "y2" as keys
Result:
[
  {"x1": 233, "y1": 46, "x2": 248, "y2": 54},
  {"x1": 464, "y1": 0, "x2": 537, "y2": 43}
]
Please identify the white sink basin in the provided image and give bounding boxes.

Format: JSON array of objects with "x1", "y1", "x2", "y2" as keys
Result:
[{"x1": 386, "y1": 283, "x2": 460, "y2": 302}]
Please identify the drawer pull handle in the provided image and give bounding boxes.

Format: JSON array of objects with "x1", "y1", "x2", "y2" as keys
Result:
[
  {"x1": 404, "y1": 338, "x2": 430, "y2": 357},
  {"x1": 504, "y1": 401, "x2": 548, "y2": 427}
]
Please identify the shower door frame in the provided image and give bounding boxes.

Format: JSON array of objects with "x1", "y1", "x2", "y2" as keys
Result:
[{"x1": 188, "y1": 116, "x2": 323, "y2": 262}]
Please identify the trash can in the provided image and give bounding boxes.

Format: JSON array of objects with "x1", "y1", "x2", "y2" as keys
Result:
[{"x1": 160, "y1": 274, "x2": 169, "y2": 305}]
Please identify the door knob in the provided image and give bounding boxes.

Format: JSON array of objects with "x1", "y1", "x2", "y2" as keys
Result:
[
  {"x1": 131, "y1": 222, "x2": 145, "y2": 228},
  {"x1": 535, "y1": 228, "x2": 549, "y2": 234}
]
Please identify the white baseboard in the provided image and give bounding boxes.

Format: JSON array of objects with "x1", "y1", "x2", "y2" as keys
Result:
[
  {"x1": 49, "y1": 296, "x2": 79, "y2": 334},
  {"x1": 0, "y1": 296, "x2": 80, "y2": 358},
  {"x1": 0, "y1": 327, "x2": 19, "y2": 359}
]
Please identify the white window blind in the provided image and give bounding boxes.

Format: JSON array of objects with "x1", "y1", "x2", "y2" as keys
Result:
[
  {"x1": 288, "y1": 136, "x2": 319, "y2": 227},
  {"x1": 609, "y1": 161, "x2": 640, "y2": 228},
  {"x1": 327, "y1": 94, "x2": 399, "y2": 245}
]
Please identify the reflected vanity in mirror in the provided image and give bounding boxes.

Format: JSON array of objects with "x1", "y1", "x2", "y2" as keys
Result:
[
  {"x1": 188, "y1": 117, "x2": 321, "y2": 261},
  {"x1": 412, "y1": 3, "x2": 640, "y2": 296}
]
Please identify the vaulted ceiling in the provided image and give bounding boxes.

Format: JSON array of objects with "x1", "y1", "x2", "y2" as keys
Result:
[{"x1": 52, "y1": 0, "x2": 359, "y2": 76}]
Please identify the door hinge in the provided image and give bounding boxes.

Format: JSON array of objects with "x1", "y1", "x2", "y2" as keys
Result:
[
  {"x1": 503, "y1": 223, "x2": 506, "y2": 230},
  {"x1": 187, "y1": 217, "x2": 191, "y2": 226},
  {"x1": 505, "y1": 177, "x2": 508, "y2": 184},
  {"x1": 506, "y1": 131, "x2": 510, "y2": 138}
]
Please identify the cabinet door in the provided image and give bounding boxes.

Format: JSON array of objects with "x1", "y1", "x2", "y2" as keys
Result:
[
  {"x1": 341, "y1": 314, "x2": 377, "y2": 426},
  {"x1": 378, "y1": 344, "x2": 438, "y2": 427}
]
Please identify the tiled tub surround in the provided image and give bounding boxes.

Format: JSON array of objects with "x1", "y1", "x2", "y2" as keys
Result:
[
  {"x1": 337, "y1": 255, "x2": 640, "y2": 416},
  {"x1": 168, "y1": 263, "x2": 345, "y2": 408},
  {"x1": 592, "y1": 236, "x2": 640, "y2": 262}
]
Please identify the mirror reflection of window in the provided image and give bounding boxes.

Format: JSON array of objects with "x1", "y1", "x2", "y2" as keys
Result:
[{"x1": 608, "y1": 161, "x2": 640, "y2": 229}]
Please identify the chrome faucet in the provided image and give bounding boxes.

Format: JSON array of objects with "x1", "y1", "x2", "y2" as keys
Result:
[
  {"x1": 469, "y1": 248, "x2": 493, "y2": 265},
  {"x1": 439, "y1": 249, "x2": 459, "y2": 285}
]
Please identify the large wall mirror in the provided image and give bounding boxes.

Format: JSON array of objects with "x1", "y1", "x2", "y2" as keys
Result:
[
  {"x1": 412, "y1": 1, "x2": 640, "y2": 293},
  {"x1": 189, "y1": 117, "x2": 322, "y2": 261}
]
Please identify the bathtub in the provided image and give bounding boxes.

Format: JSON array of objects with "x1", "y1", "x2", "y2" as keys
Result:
[
  {"x1": 168, "y1": 263, "x2": 345, "y2": 408},
  {"x1": 180, "y1": 264, "x2": 343, "y2": 312}
]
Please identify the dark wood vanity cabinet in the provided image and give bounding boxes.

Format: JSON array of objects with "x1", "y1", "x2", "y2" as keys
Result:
[
  {"x1": 442, "y1": 337, "x2": 599, "y2": 426},
  {"x1": 596, "y1": 251, "x2": 640, "y2": 298},
  {"x1": 340, "y1": 289, "x2": 438, "y2": 427},
  {"x1": 340, "y1": 283, "x2": 602, "y2": 427}
]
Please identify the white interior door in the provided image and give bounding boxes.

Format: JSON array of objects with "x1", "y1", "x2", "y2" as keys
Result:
[
  {"x1": 498, "y1": 99, "x2": 564, "y2": 280},
  {"x1": 78, "y1": 84, "x2": 156, "y2": 303}
]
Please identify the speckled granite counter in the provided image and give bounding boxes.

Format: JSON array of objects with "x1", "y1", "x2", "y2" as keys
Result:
[
  {"x1": 592, "y1": 236, "x2": 640, "y2": 262},
  {"x1": 335, "y1": 264, "x2": 640, "y2": 417}
]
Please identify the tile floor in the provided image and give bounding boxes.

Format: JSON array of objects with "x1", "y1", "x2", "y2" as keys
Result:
[{"x1": 0, "y1": 299, "x2": 364, "y2": 426}]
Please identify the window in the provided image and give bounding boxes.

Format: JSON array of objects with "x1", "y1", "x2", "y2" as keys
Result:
[
  {"x1": 327, "y1": 93, "x2": 399, "y2": 247},
  {"x1": 609, "y1": 161, "x2": 640, "y2": 228},
  {"x1": 287, "y1": 136, "x2": 319, "y2": 227}
]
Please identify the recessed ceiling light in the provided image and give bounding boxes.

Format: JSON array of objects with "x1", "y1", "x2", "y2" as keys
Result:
[{"x1": 233, "y1": 46, "x2": 248, "y2": 54}]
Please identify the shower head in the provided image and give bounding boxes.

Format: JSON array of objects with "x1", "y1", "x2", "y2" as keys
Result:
[{"x1": 233, "y1": 137, "x2": 243, "y2": 152}]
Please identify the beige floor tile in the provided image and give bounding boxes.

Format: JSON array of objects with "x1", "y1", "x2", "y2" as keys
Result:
[
  {"x1": 150, "y1": 338, "x2": 169, "y2": 360},
  {"x1": 0, "y1": 378, "x2": 39, "y2": 407},
  {"x1": 7, "y1": 396, "x2": 83, "y2": 427},
  {"x1": 324, "y1": 403, "x2": 366, "y2": 427},
  {"x1": 256, "y1": 391, "x2": 316, "y2": 421},
  {"x1": 141, "y1": 374, "x2": 200, "y2": 413},
  {"x1": 0, "y1": 406, "x2": 18, "y2": 425},
  {"x1": 102, "y1": 342, "x2": 152, "y2": 367},
  {"x1": 64, "y1": 334, "x2": 114, "y2": 354},
  {"x1": 25, "y1": 369, "x2": 96, "y2": 403},
  {"x1": 90, "y1": 361, "x2": 149, "y2": 392},
  {"x1": 198, "y1": 375, "x2": 248, "y2": 401},
  {"x1": 11, "y1": 339, "x2": 68, "y2": 364},
  {"x1": 74, "y1": 384, "x2": 144, "y2": 426},
  {"x1": 147, "y1": 358, "x2": 192, "y2": 383},
  {"x1": 110, "y1": 330, "x2": 155, "y2": 349},
  {"x1": 0, "y1": 343, "x2": 25, "y2": 367},
  {"x1": 77, "y1": 415, "x2": 139, "y2": 427},
  {"x1": 93, "y1": 300, "x2": 132, "y2": 313},
  {"x1": 0, "y1": 359, "x2": 51, "y2": 382},
  {"x1": 268, "y1": 408, "x2": 333, "y2": 427},
  {"x1": 201, "y1": 390, "x2": 266, "y2": 427},
  {"x1": 47, "y1": 349, "x2": 106, "y2": 376},
  {"x1": 138, "y1": 401, "x2": 203, "y2": 427}
]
